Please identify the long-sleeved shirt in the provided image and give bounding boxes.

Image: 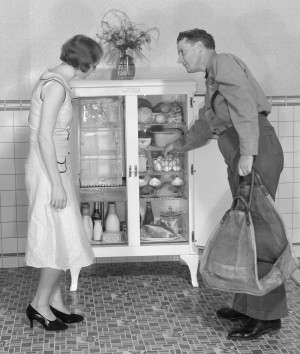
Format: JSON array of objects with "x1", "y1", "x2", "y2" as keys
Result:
[{"x1": 175, "y1": 53, "x2": 271, "y2": 156}]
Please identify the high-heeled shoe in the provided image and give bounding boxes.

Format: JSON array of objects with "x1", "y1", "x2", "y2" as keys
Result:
[
  {"x1": 50, "y1": 306, "x2": 84, "y2": 323},
  {"x1": 26, "y1": 304, "x2": 68, "y2": 331}
]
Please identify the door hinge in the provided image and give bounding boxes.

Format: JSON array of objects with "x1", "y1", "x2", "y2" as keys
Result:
[
  {"x1": 191, "y1": 163, "x2": 194, "y2": 175},
  {"x1": 190, "y1": 97, "x2": 193, "y2": 108},
  {"x1": 192, "y1": 231, "x2": 195, "y2": 242}
]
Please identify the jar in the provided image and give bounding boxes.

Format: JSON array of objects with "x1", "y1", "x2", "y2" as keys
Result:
[{"x1": 138, "y1": 150, "x2": 148, "y2": 172}]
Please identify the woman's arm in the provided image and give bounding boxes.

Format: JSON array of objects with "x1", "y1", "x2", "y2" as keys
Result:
[{"x1": 39, "y1": 81, "x2": 67, "y2": 209}]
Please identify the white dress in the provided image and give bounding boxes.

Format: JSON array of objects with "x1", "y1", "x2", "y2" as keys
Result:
[{"x1": 25, "y1": 70, "x2": 94, "y2": 271}]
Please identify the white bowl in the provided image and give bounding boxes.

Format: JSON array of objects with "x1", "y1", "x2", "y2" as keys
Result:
[{"x1": 151, "y1": 129, "x2": 183, "y2": 148}]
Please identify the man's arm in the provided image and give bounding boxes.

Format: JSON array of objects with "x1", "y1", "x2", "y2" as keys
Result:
[{"x1": 165, "y1": 106, "x2": 213, "y2": 154}]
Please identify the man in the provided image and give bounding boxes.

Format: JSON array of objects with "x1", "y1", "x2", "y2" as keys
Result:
[{"x1": 165, "y1": 29, "x2": 286, "y2": 340}]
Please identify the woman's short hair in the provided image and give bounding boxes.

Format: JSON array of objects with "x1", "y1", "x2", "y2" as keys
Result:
[
  {"x1": 177, "y1": 29, "x2": 215, "y2": 50},
  {"x1": 60, "y1": 35, "x2": 103, "y2": 73}
]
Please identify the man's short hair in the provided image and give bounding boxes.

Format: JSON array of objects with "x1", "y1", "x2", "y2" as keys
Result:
[{"x1": 177, "y1": 29, "x2": 215, "y2": 50}]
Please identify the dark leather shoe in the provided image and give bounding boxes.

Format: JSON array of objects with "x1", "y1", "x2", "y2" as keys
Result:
[
  {"x1": 50, "y1": 306, "x2": 84, "y2": 324},
  {"x1": 228, "y1": 318, "x2": 281, "y2": 340},
  {"x1": 216, "y1": 307, "x2": 249, "y2": 320}
]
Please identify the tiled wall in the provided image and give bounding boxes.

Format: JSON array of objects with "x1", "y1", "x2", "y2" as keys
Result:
[
  {"x1": 0, "y1": 98, "x2": 299, "y2": 268},
  {"x1": 267, "y1": 100, "x2": 300, "y2": 248},
  {"x1": 0, "y1": 104, "x2": 30, "y2": 268}
]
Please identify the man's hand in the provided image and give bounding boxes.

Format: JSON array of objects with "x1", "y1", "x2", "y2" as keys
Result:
[
  {"x1": 238, "y1": 155, "x2": 254, "y2": 176},
  {"x1": 163, "y1": 143, "x2": 174, "y2": 157}
]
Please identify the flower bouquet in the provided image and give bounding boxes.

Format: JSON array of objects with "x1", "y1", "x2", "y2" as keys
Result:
[{"x1": 96, "y1": 9, "x2": 159, "y2": 79}]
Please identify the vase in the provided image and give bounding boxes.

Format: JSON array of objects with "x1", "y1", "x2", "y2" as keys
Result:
[{"x1": 117, "y1": 51, "x2": 135, "y2": 80}]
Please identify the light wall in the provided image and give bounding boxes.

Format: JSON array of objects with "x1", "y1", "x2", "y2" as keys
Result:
[{"x1": 1, "y1": 0, "x2": 300, "y2": 99}]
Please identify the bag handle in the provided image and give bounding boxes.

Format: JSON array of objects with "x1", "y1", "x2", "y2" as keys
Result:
[
  {"x1": 221, "y1": 194, "x2": 251, "y2": 226},
  {"x1": 235, "y1": 169, "x2": 255, "y2": 207},
  {"x1": 221, "y1": 169, "x2": 256, "y2": 227}
]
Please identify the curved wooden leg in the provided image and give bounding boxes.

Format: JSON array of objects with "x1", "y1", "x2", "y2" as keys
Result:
[
  {"x1": 70, "y1": 267, "x2": 81, "y2": 292},
  {"x1": 180, "y1": 254, "x2": 199, "y2": 287}
]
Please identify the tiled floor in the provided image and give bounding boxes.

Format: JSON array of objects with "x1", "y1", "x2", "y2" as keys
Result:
[{"x1": 0, "y1": 262, "x2": 300, "y2": 354}]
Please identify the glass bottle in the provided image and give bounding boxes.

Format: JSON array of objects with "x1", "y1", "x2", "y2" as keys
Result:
[
  {"x1": 93, "y1": 217, "x2": 103, "y2": 241},
  {"x1": 105, "y1": 202, "x2": 120, "y2": 232},
  {"x1": 143, "y1": 201, "x2": 154, "y2": 226},
  {"x1": 92, "y1": 202, "x2": 101, "y2": 225},
  {"x1": 81, "y1": 203, "x2": 93, "y2": 241}
]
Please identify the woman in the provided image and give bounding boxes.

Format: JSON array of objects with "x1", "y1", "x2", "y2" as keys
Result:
[{"x1": 25, "y1": 35, "x2": 103, "y2": 331}]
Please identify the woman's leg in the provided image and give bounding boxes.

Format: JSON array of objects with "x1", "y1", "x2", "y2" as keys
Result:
[
  {"x1": 50, "y1": 283, "x2": 71, "y2": 314},
  {"x1": 31, "y1": 267, "x2": 62, "y2": 320}
]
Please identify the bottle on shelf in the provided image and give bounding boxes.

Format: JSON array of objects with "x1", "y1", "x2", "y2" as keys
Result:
[
  {"x1": 93, "y1": 217, "x2": 103, "y2": 241},
  {"x1": 142, "y1": 201, "x2": 154, "y2": 226},
  {"x1": 105, "y1": 202, "x2": 120, "y2": 232},
  {"x1": 81, "y1": 203, "x2": 93, "y2": 242},
  {"x1": 92, "y1": 202, "x2": 101, "y2": 225}
]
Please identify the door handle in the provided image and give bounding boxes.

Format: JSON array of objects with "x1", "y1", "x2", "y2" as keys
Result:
[
  {"x1": 134, "y1": 165, "x2": 137, "y2": 177},
  {"x1": 129, "y1": 165, "x2": 132, "y2": 177}
]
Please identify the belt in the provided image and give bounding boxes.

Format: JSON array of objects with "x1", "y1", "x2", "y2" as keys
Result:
[
  {"x1": 213, "y1": 123, "x2": 234, "y2": 136},
  {"x1": 213, "y1": 112, "x2": 268, "y2": 137}
]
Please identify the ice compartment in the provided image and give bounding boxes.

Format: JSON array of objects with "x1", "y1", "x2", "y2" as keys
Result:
[
  {"x1": 80, "y1": 129, "x2": 122, "y2": 157},
  {"x1": 80, "y1": 156, "x2": 123, "y2": 186},
  {"x1": 79, "y1": 98, "x2": 121, "y2": 128}
]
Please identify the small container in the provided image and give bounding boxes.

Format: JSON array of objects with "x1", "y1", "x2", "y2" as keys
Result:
[
  {"x1": 93, "y1": 219, "x2": 103, "y2": 241},
  {"x1": 120, "y1": 221, "x2": 127, "y2": 240},
  {"x1": 138, "y1": 150, "x2": 148, "y2": 172},
  {"x1": 138, "y1": 137, "x2": 151, "y2": 149}
]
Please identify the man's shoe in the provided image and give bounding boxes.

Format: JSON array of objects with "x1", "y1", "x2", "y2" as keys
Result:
[
  {"x1": 227, "y1": 318, "x2": 281, "y2": 340},
  {"x1": 216, "y1": 307, "x2": 249, "y2": 320}
]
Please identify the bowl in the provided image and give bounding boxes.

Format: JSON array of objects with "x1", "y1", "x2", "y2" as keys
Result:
[
  {"x1": 151, "y1": 128, "x2": 183, "y2": 148},
  {"x1": 138, "y1": 137, "x2": 152, "y2": 149}
]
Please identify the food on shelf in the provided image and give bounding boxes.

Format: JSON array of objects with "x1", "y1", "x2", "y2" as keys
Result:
[
  {"x1": 138, "y1": 107, "x2": 153, "y2": 123},
  {"x1": 153, "y1": 100, "x2": 183, "y2": 124},
  {"x1": 171, "y1": 176, "x2": 184, "y2": 186},
  {"x1": 153, "y1": 101, "x2": 173, "y2": 113},
  {"x1": 152, "y1": 154, "x2": 182, "y2": 172},
  {"x1": 139, "y1": 179, "x2": 148, "y2": 187},
  {"x1": 140, "y1": 224, "x2": 176, "y2": 239},
  {"x1": 138, "y1": 97, "x2": 152, "y2": 110},
  {"x1": 149, "y1": 177, "x2": 161, "y2": 187},
  {"x1": 166, "y1": 101, "x2": 183, "y2": 123},
  {"x1": 153, "y1": 113, "x2": 166, "y2": 124}
]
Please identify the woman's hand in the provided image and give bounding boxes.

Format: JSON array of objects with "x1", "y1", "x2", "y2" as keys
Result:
[{"x1": 51, "y1": 183, "x2": 67, "y2": 209}]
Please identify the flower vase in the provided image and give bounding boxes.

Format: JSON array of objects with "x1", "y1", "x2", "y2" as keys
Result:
[{"x1": 117, "y1": 51, "x2": 135, "y2": 80}]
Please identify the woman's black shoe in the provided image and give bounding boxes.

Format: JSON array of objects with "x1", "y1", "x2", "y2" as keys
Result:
[
  {"x1": 50, "y1": 306, "x2": 84, "y2": 323},
  {"x1": 26, "y1": 304, "x2": 68, "y2": 331}
]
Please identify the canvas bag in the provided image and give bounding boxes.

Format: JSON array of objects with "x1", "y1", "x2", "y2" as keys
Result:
[{"x1": 200, "y1": 170, "x2": 299, "y2": 296}]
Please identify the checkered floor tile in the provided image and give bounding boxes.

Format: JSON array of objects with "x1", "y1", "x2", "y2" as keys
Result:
[{"x1": 0, "y1": 262, "x2": 300, "y2": 354}]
